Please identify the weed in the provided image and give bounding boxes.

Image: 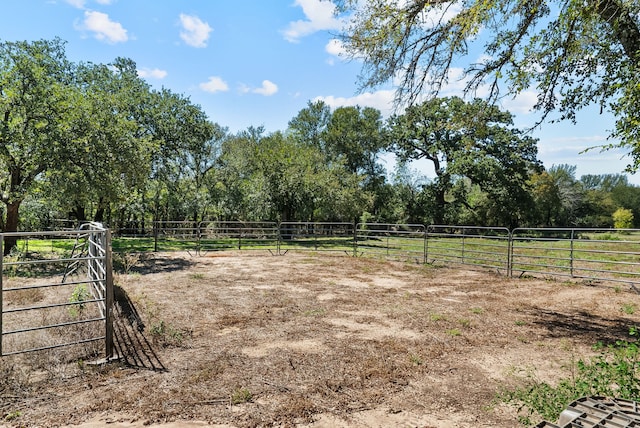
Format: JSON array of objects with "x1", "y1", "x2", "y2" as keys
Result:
[
  {"x1": 113, "y1": 252, "x2": 140, "y2": 274},
  {"x1": 446, "y1": 328, "x2": 461, "y2": 337},
  {"x1": 622, "y1": 303, "x2": 636, "y2": 315},
  {"x1": 470, "y1": 307, "x2": 484, "y2": 314},
  {"x1": 68, "y1": 284, "x2": 90, "y2": 318},
  {"x1": 4, "y1": 410, "x2": 21, "y2": 422},
  {"x1": 303, "y1": 308, "x2": 326, "y2": 317},
  {"x1": 499, "y1": 327, "x2": 640, "y2": 425},
  {"x1": 409, "y1": 354, "x2": 424, "y2": 366},
  {"x1": 458, "y1": 318, "x2": 471, "y2": 328},
  {"x1": 614, "y1": 285, "x2": 622, "y2": 293},
  {"x1": 150, "y1": 320, "x2": 186, "y2": 347},
  {"x1": 430, "y1": 312, "x2": 445, "y2": 322},
  {"x1": 514, "y1": 320, "x2": 527, "y2": 326},
  {"x1": 189, "y1": 273, "x2": 205, "y2": 280},
  {"x1": 231, "y1": 387, "x2": 253, "y2": 404}
]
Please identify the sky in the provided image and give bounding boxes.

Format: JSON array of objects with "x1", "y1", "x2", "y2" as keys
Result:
[{"x1": 1, "y1": 0, "x2": 638, "y2": 184}]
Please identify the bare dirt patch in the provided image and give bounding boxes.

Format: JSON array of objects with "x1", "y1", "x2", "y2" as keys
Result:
[{"x1": 2, "y1": 252, "x2": 639, "y2": 427}]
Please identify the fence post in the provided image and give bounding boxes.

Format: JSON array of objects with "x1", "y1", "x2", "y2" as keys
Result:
[
  {"x1": 105, "y1": 229, "x2": 114, "y2": 361},
  {"x1": 423, "y1": 226, "x2": 428, "y2": 264},
  {"x1": 353, "y1": 223, "x2": 357, "y2": 257},
  {"x1": 570, "y1": 229, "x2": 575, "y2": 278},
  {"x1": 153, "y1": 221, "x2": 158, "y2": 252},
  {"x1": 508, "y1": 230, "x2": 513, "y2": 278}
]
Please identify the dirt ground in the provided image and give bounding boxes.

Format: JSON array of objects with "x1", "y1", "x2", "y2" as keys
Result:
[{"x1": 1, "y1": 251, "x2": 639, "y2": 428}]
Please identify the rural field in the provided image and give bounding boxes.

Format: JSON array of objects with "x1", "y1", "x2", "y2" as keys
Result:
[{"x1": 1, "y1": 251, "x2": 639, "y2": 428}]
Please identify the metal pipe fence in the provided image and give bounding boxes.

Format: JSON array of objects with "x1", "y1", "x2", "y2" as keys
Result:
[
  {"x1": 280, "y1": 222, "x2": 354, "y2": 254},
  {"x1": 199, "y1": 221, "x2": 279, "y2": 253},
  {"x1": 0, "y1": 223, "x2": 113, "y2": 358},
  {"x1": 355, "y1": 223, "x2": 426, "y2": 262},
  {"x1": 426, "y1": 225, "x2": 511, "y2": 273},
  {"x1": 5, "y1": 221, "x2": 639, "y2": 359},
  {"x1": 510, "y1": 228, "x2": 640, "y2": 286},
  {"x1": 108, "y1": 221, "x2": 640, "y2": 287}
]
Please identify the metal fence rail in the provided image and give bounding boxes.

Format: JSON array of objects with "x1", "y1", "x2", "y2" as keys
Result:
[
  {"x1": 426, "y1": 225, "x2": 511, "y2": 273},
  {"x1": 510, "y1": 228, "x2": 640, "y2": 285},
  {"x1": 0, "y1": 223, "x2": 113, "y2": 358},
  {"x1": 199, "y1": 221, "x2": 279, "y2": 253},
  {"x1": 280, "y1": 222, "x2": 354, "y2": 254},
  {"x1": 355, "y1": 223, "x2": 426, "y2": 262},
  {"x1": 107, "y1": 221, "x2": 640, "y2": 287}
]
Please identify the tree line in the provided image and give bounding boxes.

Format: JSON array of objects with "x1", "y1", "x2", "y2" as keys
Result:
[{"x1": 2, "y1": 38, "x2": 639, "y2": 247}]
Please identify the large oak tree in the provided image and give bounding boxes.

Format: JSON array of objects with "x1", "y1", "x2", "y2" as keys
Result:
[{"x1": 389, "y1": 97, "x2": 541, "y2": 226}]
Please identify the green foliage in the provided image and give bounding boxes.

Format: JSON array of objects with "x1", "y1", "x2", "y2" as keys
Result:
[
  {"x1": 337, "y1": 0, "x2": 640, "y2": 170},
  {"x1": 150, "y1": 320, "x2": 185, "y2": 348},
  {"x1": 500, "y1": 329, "x2": 640, "y2": 425},
  {"x1": 68, "y1": 284, "x2": 90, "y2": 317},
  {"x1": 215, "y1": 129, "x2": 370, "y2": 222},
  {"x1": 389, "y1": 97, "x2": 541, "y2": 226},
  {"x1": 230, "y1": 387, "x2": 253, "y2": 404},
  {"x1": 613, "y1": 207, "x2": 634, "y2": 229}
]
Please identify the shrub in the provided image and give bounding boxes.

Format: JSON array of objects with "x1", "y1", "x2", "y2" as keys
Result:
[
  {"x1": 613, "y1": 208, "x2": 634, "y2": 230},
  {"x1": 500, "y1": 327, "x2": 640, "y2": 425}
]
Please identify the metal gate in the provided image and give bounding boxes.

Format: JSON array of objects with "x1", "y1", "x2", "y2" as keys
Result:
[{"x1": 0, "y1": 222, "x2": 113, "y2": 358}]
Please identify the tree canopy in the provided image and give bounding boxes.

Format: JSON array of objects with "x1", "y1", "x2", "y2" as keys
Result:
[
  {"x1": 3, "y1": 37, "x2": 640, "y2": 234},
  {"x1": 336, "y1": 0, "x2": 640, "y2": 170},
  {"x1": 389, "y1": 96, "x2": 541, "y2": 225}
]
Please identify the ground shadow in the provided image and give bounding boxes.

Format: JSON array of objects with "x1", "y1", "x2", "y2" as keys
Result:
[
  {"x1": 114, "y1": 253, "x2": 195, "y2": 275},
  {"x1": 528, "y1": 306, "x2": 634, "y2": 345},
  {"x1": 112, "y1": 285, "x2": 166, "y2": 371}
]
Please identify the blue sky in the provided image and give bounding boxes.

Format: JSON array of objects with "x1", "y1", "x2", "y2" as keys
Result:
[{"x1": 1, "y1": 0, "x2": 637, "y2": 184}]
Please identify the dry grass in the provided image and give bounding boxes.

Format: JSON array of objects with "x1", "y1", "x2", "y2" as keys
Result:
[{"x1": 1, "y1": 252, "x2": 639, "y2": 427}]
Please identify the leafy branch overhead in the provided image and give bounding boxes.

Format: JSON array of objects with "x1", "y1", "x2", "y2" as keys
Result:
[{"x1": 336, "y1": 0, "x2": 640, "y2": 170}]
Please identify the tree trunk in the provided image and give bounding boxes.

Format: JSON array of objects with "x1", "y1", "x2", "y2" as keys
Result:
[
  {"x1": 72, "y1": 204, "x2": 87, "y2": 222},
  {"x1": 94, "y1": 197, "x2": 106, "y2": 223},
  {"x1": 4, "y1": 200, "x2": 22, "y2": 255}
]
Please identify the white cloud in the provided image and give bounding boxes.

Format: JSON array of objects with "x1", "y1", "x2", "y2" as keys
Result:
[
  {"x1": 283, "y1": 0, "x2": 342, "y2": 42},
  {"x1": 315, "y1": 89, "x2": 395, "y2": 117},
  {"x1": 325, "y1": 38, "x2": 347, "y2": 58},
  {"x1": 95, "y1": 0, "x2": 114, "y2": 4},
  {"x1": 239, "y1": 81, "x2": 279, "y2": 96},
  {"x1": 66, "y1": 0, "x2": 85, "y2": 8},
  {"x1": 77, "y1": 10, "x2": 128, "y2": 43},
  {"x1": 501, "y1": 91, "x2": 538, "y2": 115},
  {"x1": 200, "y1": 76, "x2": 229, "y2": 93},
  {"x1": 253, "y1": 80, "x2": 279, "y2": 96},
  {"x1": 137, "y1": 68, "x2": 168, "y2": 80},
  {"x1": 179, "y1": 14, "x2": 212, "y2": 48}
]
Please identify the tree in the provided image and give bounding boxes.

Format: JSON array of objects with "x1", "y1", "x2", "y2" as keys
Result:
[
  {"x1": 47, "y1": 58, "x2": 156, "y2": 224},
  {"x1": 0, "y1": 38, "x2": 77, "y2": 252},
  {"x1": 613, "y1": 207, "x2": 634, "y2": 229},
  {"x1": 142, "y1": 88, "x2": 219, "y2": 224},
  {"x1": 287, "y1": 100, "x2": 331, "y2": 151},
  {"x1": 323, "y1": 106, "x2": 388, "y2": 178},
  {"x1": 389, "y1": 96, "x2": 541, "y2": 226},
  {"x1": 214, "y1": 128, "x2": 369, "y2": 222},
  {"x1": 337, "y1": 0, "x2": 640, "y2": 170},
  {"x1": 529, "y1": 164, "x2": 584, "y2": 226}
]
